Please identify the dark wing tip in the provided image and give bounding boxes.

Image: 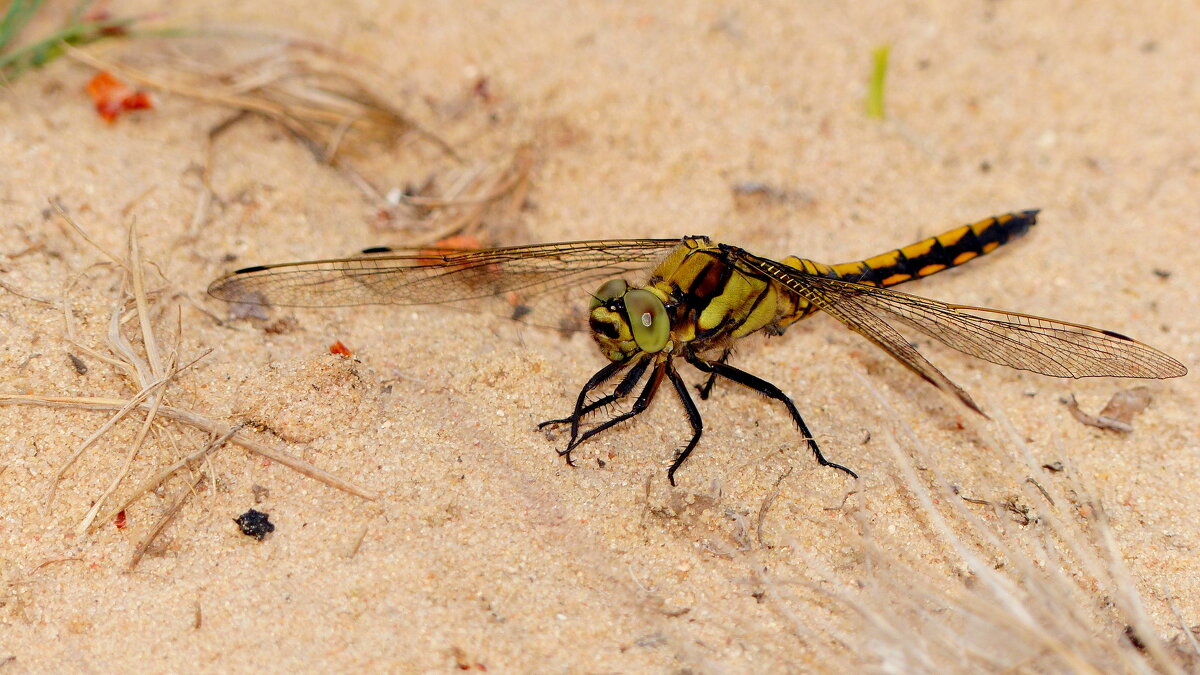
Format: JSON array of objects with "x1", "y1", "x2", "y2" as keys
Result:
[
  {"x1": 233, "y1": 265, "x2": 270, "y2": 274},
  {"x1": 360, "y1": 246, "x2": 393, "y2": 254}
]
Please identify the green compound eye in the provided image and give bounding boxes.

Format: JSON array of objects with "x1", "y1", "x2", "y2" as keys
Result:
[
  {"x1": 590, "y1": 279, "x2": 629, "y2": 309},
  {"x1": 624, "y1": 289, "x2": 669, "y2": 353}
]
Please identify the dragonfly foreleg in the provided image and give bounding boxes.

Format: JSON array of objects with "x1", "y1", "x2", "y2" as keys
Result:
[
  {"x1": 684, "y1": 352, "x2": 858, "y2": 479},
  {"x1": 538, "y1": 357, "x2": 651, "y2": 447},
  {"x1": 665, "y1": 361, "x2": 703, "y2": 486},
  {"x1": 538, "y1": 360, "x2": 625, "y2": 438},
  {"x1": 559, "y1": 359, "x2": 668, "y2": 466}
]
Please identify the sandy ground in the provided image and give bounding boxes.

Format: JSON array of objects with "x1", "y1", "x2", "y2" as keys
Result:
[{"x1": 2, "y1": 1, "x2": 1198, "y2": 672}]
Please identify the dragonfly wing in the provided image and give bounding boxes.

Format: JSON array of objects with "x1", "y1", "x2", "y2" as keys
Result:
[
  {"x1": 730, "y1": 246, "x2": 1186, "y2": 381},
  {"x1": 801, "y1": 277, "x2": 1187, "y2": 379},
  {"x1": 796, "y1": 283, "x2": 985, "y2": 412},
  {"x1": 207, "y1": 239, "x2": 682, "y2": 331}
]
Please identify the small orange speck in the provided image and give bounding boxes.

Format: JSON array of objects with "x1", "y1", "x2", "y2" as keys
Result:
[
  {"x1": 329, "y1": 340, "x2": 353, "y2": 357},
  {"x1": 85, "y1": 71, "x2": 154, "y2": 123}
]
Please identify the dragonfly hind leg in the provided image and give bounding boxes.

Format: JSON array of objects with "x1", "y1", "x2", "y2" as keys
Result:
[{"x1": 684, "y1": 352, "x2": 858, "y2": 479}]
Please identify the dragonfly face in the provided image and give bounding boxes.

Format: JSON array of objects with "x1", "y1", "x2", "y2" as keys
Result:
[
  {"x1": 208, "y1": 210, "x2": 1186, "y2": 485},
  {"x1": 588, "y1": 278, "x2": 672, "y2": 362}
]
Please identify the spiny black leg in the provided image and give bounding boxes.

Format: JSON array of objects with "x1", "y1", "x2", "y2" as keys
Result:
[
  {"x1": 665, "y1": 362, "x2": 703, "y2": 486},
  {"x1": 538, "y1": 358, "x2": 650, "y2": 452},
  {"x1": 568, "y1": 357, "x2": 651, "y2": 436},
  {"x1": 539, "y1": 359, "x2": 625, "y2": 431},
  {"x1": 560, "y1": 357, "x2": 651, "y2": 450},
  {"x1": 695, "y1": 348, "x2": 731, "y2": 401},
  {"x1": 684, "y1": 352, "x2": 857, "y2": 479},
  {"x1": 562, "y1": 360, "x2": 667, "y2": 464}
]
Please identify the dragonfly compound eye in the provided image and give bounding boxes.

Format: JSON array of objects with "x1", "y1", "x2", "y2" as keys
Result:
[
  {"x1": 590, "y1": 278, "x2": 629, "y2": 309},
  {"x1": 623, "y1": 289, "x2": 669, "y2": 353}
]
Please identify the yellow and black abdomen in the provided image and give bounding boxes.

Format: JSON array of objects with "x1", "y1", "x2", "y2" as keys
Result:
[
  {"x1": 828, "y1": 209, "x2": 1039, "y2": 287},
  {"x1": 773, "y1": 210, "x2": 1038, "y2": 330}
]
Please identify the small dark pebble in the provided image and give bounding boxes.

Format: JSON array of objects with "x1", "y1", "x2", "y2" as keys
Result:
[
  {"x1": 234, "y1": 509, "x2": 275, "y2": 541},
  {"x1": 67, "y1": 353, "x2": 88, "y2": 375},
  {"x1": 1153, "y1": 268, "x2": 1172, "y2": 279},
  {"x1": 1042, "y1": 461, "x2": 1064, "y2": 473}
]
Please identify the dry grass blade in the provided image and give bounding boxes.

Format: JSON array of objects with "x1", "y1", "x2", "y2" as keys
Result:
[
  {"x1": 126, "y1": 469, "x2": 208, "y2": 573},
  {"x1": 69, "y1": 228, "x2": 177, "y2": 534},
  {"x1": 10, "y1": 394, "x2": 377, "y2": 500},
  {"x1": 0, "y1": 277, "x2": 54, "y2": 305},
  {"x1": 2, "y1": 394, "x2": 378, "y2": 500},
  {"x1": 92, "y1": 425, "x2": 244, "y2": 534},
  {"x1": 127, "y1": 224, "x2": 164, "y2": 378},
  {"x1": 811, "y1": 367, "x2": 1190, "y2": 673}
]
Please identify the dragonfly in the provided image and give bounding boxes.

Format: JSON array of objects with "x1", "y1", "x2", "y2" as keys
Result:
[{"x1": 208, "y1": 210, "x2": 1187, "y2": 484}]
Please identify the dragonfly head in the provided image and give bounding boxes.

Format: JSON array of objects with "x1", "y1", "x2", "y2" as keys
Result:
[{"x1": 588, "y1": 279, "x2": 670, "y2": 362}]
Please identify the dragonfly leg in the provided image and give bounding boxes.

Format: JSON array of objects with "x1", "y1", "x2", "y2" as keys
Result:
[
  {"x1": 684, "y1": 352, "x2": 858, "y2": 479},
  {"x1": 539, "y1": 357, "x2": 650, "y2": 449},
  {"x1": 694, "y1": 348, "x2": 731, "y2": 400},
  {"x1": 665, "y1": 361, "x2": 703, "y2": 486},
  {"x1": 539, "y1": 360, "x2": 625, "y2": 436},
  {"x1": 560, "y1": 359, "x2": 667, "y2": 465}
]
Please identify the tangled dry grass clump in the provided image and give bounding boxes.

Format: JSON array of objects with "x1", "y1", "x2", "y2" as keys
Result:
[
  {"x1": 0, "y1": 204, "x2": 377, "y2": 571},
  {"x1": 62, "y1": 36, "x2": 532, "y2": 247}
]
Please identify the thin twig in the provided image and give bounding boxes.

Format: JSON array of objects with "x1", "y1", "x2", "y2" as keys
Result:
[
  {"x1": 93, "y1": 425, "x2": 245, "y2": 532},
  {"x1": 45, "y1": 350, "x2": 208, "y2": 507},
  {"x1": 3, "y1": 394, "x2": 377, "y2": 499},
  {"x1": 50, "y1": 199, "x2": 126, "y2": 271},
  {"x1": 128, "y1": 224, "x2": 164, "y2": 378},
  {"x1": 127, "y1": 469, "x2": 207, "y2": 572}
]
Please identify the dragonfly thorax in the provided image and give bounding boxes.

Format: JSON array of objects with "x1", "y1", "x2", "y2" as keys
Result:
[{"x1": 588, "y1": 278, "x2": 671, "y2": 362}]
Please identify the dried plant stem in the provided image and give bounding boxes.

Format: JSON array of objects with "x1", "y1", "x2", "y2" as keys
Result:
[
  {"x1": 127, "y1": 469, "x2": 208, "y2": 572},
  {"x1": 75, "y1": 376, "x2": 169, "y2": 535},
  {"x1": 65, "y1": 226, "x2": 177, "y2": 533},
  {"x1": 67, "y1": 46, "x2": 344, "y2": 127},
  {"x1": 127, "y1": 225, "x2": 164, "y2": 377},
  {"x1": 44, "y1": 360, "x2": 193, "y2": 508},
  {"x1": 93, "y1": 425, "x2": 244, "y2": 533},
  {"x1": 404, "y1": 147, "x2": 534, "y2": 247},
  {"x1": 2, "y1": 394, "x2": 377, "y2": 500},
  {"x1": 50, "y1": 199, "x2": 126, "y2": 271}
]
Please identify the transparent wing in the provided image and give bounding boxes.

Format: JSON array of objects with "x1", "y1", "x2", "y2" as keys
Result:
[
  {"x1": 727, "y1": 246, "x2": 1186, "y2": 399},
  {"x1": 207, "y1": 239, "x2": 683, "y2": 331}
]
